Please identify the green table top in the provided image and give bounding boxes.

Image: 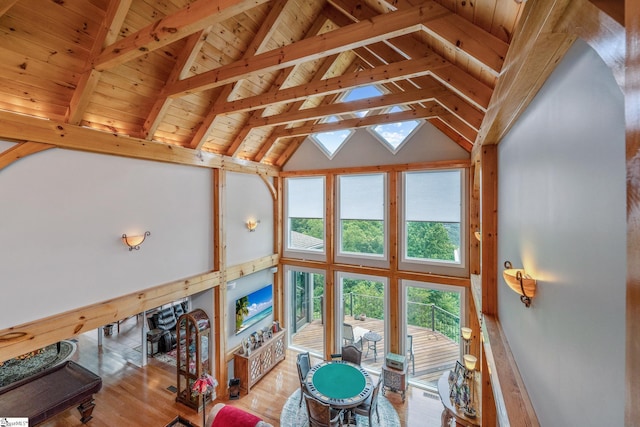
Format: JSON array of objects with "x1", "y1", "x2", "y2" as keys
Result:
[{"x1": 305, "y1": 361, "x2": 372, "y2": 408}]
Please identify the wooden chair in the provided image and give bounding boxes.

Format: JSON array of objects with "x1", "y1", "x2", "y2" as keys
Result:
[
  {"x1": 342, "y1": 323, "x2": 362, "y2": 349},
  {"x1": 341, "y1": 345, "x2": 362, "y2": 365},
  {"x1": 303, "y1": 393, "x2": 343, "y2": 427},
  {"x1": 407, "y1": 334, "x2": 415, "y2": 375},
  {"x1": 353, "y1": 377, "x2": 382, "y2": 426},
  {"x1": 297, "y1": 352, "x2": 311, "y2": 406}
]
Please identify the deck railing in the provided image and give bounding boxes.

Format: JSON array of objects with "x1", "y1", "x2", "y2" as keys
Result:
[{"x1": 343, "y1": 292, "x2": 460, "y2": 342}]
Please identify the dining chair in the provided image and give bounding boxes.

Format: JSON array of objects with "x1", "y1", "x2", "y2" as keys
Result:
[
  {"x1": 341, "y1": 344, "x2": 362, "y2": 365},
  {"x1": 407, "y1": 334, "x2": 415, "y2": 375},
  {"x1": 297, "y1": 352, "x2": 311, "y2": 406},
  {"x1": 353, "y1": 376, "x2": 382, "y2": 426},
  {"x1": 303, "y1": 392, "x2": 344, "y2": 427}
]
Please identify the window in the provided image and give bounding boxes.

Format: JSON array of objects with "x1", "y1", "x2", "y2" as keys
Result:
[
  {"x1": 285, "y1": 177, "x2": 325, "y2": 259},
  {"x1": 341, "y1": 85, "x2": 384, "y2": 118},
  {"x1": 337, "y1": 173, "x2": 387, "y2": 265},
  {"x1": 286, "y1": 266, "x2": 326, "y2": 358},
  {"x1": 337, "y1": 272, "x2": 388, "y2": 372},
  {"x1": 311, "y1": 117, "x2": 353, "y2": 159},
  {"x1": 370, "y1": 106, "x2": 422, "y2": 153},
  {"x1": 402, "y1": 280, "x2": 464, "y2": 389},
  {"x1": 401, "y1": 169, "x2": 465, "y2": 273}
]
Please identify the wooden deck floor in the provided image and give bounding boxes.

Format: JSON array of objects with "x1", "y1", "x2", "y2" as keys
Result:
[{"x1": 291, "y1": 316, "x2": 460, "y2": 387}]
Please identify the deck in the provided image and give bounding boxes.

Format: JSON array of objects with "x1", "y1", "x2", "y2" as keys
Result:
[{"x1": 291, "y1": 316, "x2": 460, "y2": 387}]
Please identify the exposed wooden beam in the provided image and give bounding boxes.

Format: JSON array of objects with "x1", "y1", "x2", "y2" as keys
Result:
[
  {"x1": 0, "y1": 141, "x2": 55, "y2": 171},
  {"x1": 0, "y1": 110, "x2": 279, "y2": 176},
  {"x1": 93, "y1": 0, "x2": 271, "y2": 71},
  {"x1": 0, "y1": 0, "x2": 18, "y2": 17},
  {"x1": 190, "y1": 0, "x2": 292, "y2": 150},
  {"x1": 210, "y1": 57, "x2": 445, "y2": 117},
  {"x1": 164, "y1": 3, "x2": 449, "y2": 97}
]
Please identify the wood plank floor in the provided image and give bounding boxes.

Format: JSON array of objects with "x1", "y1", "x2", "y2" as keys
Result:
[{"x1": 36, "y1": 317, "x2": 446, "y2": 427}]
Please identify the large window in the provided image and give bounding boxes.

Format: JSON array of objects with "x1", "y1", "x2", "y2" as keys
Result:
[
  {"x1": 402, "y1": 280, "x2": 464, "y2": 389},
  {"x1": 401, "y1": 169, "x2": 465, "y2": 274},
  {"x1": 336, "y1": 173, "x2": 387, "y2": 266},
  {"x1": 285, "y1": 177, "x2": 325, "y2": 259},
  {"x1": 338, "y1": 272, "x2": 388, "y2": 373}
]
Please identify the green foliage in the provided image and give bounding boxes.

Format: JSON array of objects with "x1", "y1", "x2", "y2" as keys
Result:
[
  {"x1": 290, "y1": 218, "x2": 324, "y2": 240},
  {"x1": 235, "y1": 296, "x2": 249, "y2": 331},
  {"x1": 341, "y1": 220, "x2": 384, "y2": 255},
  {"x1": 406, "y1": 221, "x2": 457, "y2": 261}
]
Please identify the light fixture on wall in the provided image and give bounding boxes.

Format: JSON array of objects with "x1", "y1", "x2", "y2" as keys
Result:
[
  {"x1": 503, "y1": 260, "x2": 537, "y2": 307},
  {"x1": 474, "y1": 230, "x2": 482, "y2": 241},
  {"x1": 122, "y1": 231, "x2": 150, "y2": 251},
  {"x1": 461, "y1": 327, "x2": 472, "y2": 353},
  {"x1": 246, "y1": 219, "x2": 260, "y2": 232}
]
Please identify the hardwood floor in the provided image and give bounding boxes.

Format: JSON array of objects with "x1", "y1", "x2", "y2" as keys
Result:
[{"x1": 38, "y1": 317, "x2": 446, "y2": 426}]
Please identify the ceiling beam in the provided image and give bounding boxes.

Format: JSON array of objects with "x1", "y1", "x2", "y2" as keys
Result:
[
  {"x1": 210, "y1": 57, "x2": 446, "y2": 117},
  {"x1": 93, "y1": 0, "x2": 272, "y2": 71},
  {"x1": 0, "y1": 110, "x2": 279, "y2": 175},
  {"x1": 164, "y1": 3, "x2": 449, "y2": 97}
]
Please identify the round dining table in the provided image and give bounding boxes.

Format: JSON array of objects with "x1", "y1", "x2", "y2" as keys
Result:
[{"x1": 304, "y1": 360, "x2": 373, "y2": 410}]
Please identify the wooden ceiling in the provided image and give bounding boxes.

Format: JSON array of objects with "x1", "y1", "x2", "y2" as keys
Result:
[{"x1": 0, "y1": 0, "x2": 530, "y2": 168}]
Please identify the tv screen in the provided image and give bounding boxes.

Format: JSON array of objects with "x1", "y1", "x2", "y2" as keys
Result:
[{"x1": 235, "y1": 284, "x2": 273, "y2": 335}]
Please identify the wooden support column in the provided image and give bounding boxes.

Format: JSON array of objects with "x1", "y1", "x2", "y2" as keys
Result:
[
  {"x1": 480, "y1": 144, "x2": 498, "y2": 427},
  {"x1": 626, "y1": 0, "x2": 640, "y2": 423},
  {"x1": 273, "y1": 177, "x2": 285, "y2": 329},
  {"x1": 324, "y1": 174, "x2": 336, "y2": 359},
  {"x1": 388, "y1": 171, "x2": 400, "y2": 355},
  {"x1": 213, "y1": 169, "x2": 228, "y2": 399}
]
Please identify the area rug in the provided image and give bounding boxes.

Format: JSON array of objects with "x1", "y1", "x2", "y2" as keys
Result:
[
  {"x1": 0, "y1": 340, "x2": 77, "y2": 387},
  {"x1": 280, "y1": 388, "x2": 400, "y2": 427},
  {"x1": 153, "y1": 349, "x2": 177, "y2": 366}
]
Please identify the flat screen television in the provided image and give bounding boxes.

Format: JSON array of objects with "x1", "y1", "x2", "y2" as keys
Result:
[{"x1": 235, "y1": 284, "x2": 273, "y2": 335}]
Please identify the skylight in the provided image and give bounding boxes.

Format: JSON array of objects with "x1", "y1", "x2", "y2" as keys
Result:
[
  {"x1": 370, "y1": 106, "x2": 421, "y2": 153},
  {"x1": 311, "y1": 116, "x2": 353, "y2": 158},
  {"x1": 341, "y1": 85, "x2": 384, "y2": 118}
]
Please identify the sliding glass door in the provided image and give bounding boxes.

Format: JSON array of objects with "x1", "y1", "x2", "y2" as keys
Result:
[{"x1": 285, "y1": 266, "x2": 325, "y2": 358}]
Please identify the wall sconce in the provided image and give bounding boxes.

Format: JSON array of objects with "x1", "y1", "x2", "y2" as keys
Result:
[
  {"x1": 246, "y1": 219, "x2": 259, "y2": 232},
  {"x1": 461, "y1": 327, "x2": 472, "y2": 353},
  {"x1": 503, "y1": 260, "x2": 537, "y2": 307},
  {"x1": 474, "y1": 230, "x2": 481, "y2": 241},
  {"x1": 122, "y1": 231, "x2": 150, "y2": 251}
]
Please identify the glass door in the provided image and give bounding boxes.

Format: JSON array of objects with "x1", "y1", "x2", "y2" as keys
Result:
[{"x1": 286, "y1": 266, "x2": 325, "y2": 358}]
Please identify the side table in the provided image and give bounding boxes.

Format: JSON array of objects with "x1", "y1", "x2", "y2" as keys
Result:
[
  {"x1": 363, "y1": 331, "x2": 382, "y2": 362},
  {"x1": 146, "y1": 328, "x2": 165, "y2": 357},
  {"x1": 381, "y1": 362, "x2": 408, "y2": 402}
]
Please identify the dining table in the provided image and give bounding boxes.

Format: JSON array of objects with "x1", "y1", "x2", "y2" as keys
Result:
[{"x1": 304, "y1": 360, "x2": 374, "y2": 424}]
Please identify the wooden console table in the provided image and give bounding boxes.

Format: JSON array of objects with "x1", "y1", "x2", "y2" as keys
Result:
[{"x1": 233, "y1": 329, "x2": 286, "y2": 394}]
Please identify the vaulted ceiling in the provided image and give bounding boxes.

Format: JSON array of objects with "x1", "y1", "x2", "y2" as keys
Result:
[{"x1": 0, "y1": 0, "x2": 624, "y2": 170}]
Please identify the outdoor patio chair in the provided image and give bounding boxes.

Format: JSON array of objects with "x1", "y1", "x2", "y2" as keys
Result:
[
  {"x1": 341, "y1": 345, "x2": 362, "y2": 365},
  {"x1": 407, "y1": 334, "x2": 415, "y2": 375},
  {"x1": 342, "y1": 323, "x2": 362, "y2": 349}
]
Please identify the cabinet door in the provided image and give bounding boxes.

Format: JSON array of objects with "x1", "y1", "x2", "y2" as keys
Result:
[{"x1": 249, "y1": 354, "x2": 262, "y2": 387}]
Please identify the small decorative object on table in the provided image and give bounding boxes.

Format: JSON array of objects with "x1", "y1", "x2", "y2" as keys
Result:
[{"x1": 192, "y1": 373, "x2": 218, "y2": 427}]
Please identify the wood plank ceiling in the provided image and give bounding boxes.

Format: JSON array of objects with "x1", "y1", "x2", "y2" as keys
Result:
[{"x1": 0, "y1": 0, "x2": 524, "y2": 168}]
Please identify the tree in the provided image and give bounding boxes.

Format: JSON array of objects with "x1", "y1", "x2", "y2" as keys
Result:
[
  {"x1": 235, "y1": 296, "x2": 249, "y2": 331},
  {"x1": 406, "y1": 221, "x2": 456, "y2": 260},
  {"x1": 290, "y1": 218, "x2": 323, "y2": 239},
  {"x1": 341, "y1": 220, "x2": 384, "y2": 255}
]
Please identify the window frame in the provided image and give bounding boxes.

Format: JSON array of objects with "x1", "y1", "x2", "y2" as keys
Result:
[
  {"x1": 335, "y1": 172, "x2": 389, "y2": 268},
  {"x1": 283, "y1": 176, "x2": 327, "y2": 262},
  {"x1": 398, "y1": 168, "x2": 469, "y2": 277}
]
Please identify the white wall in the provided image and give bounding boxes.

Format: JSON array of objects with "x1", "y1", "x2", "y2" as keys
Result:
[
  {"x1": 0, "y1": 147, "x2": 213, "y2": 329},
  {"x1": 225, "y1": 172, "x2": 274, "y2": 266},
  {"x1": 283, "y1": 120, "x2": 470, "y2": 171},
  {"x1": 497, "y1": 39, "x2": 625, "y2": 426}
]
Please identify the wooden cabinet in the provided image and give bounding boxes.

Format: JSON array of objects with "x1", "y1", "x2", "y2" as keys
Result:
[
  {"x1": 176, "y1": 309, "x2": 211, "y2": 411},
  {"x1": 233, "y1": 329, "x2": 286, "y2": 394}
]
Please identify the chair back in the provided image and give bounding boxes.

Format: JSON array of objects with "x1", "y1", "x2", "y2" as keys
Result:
[
  {"x1": 370, "y1": 377, "x2": 382, "y2": 414},
  {"x1": 341, "y1": 344, "x2": 362, "y2": 365},
  {"x1": 304, "y1": 393, "x2": 339, "y2": 427},
  {"x1": 297, "y1": 352, "x2": 311, "y2": 382},
  {"x1": 343, "y1": 323, "x2": 354, "y2": 341}
]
